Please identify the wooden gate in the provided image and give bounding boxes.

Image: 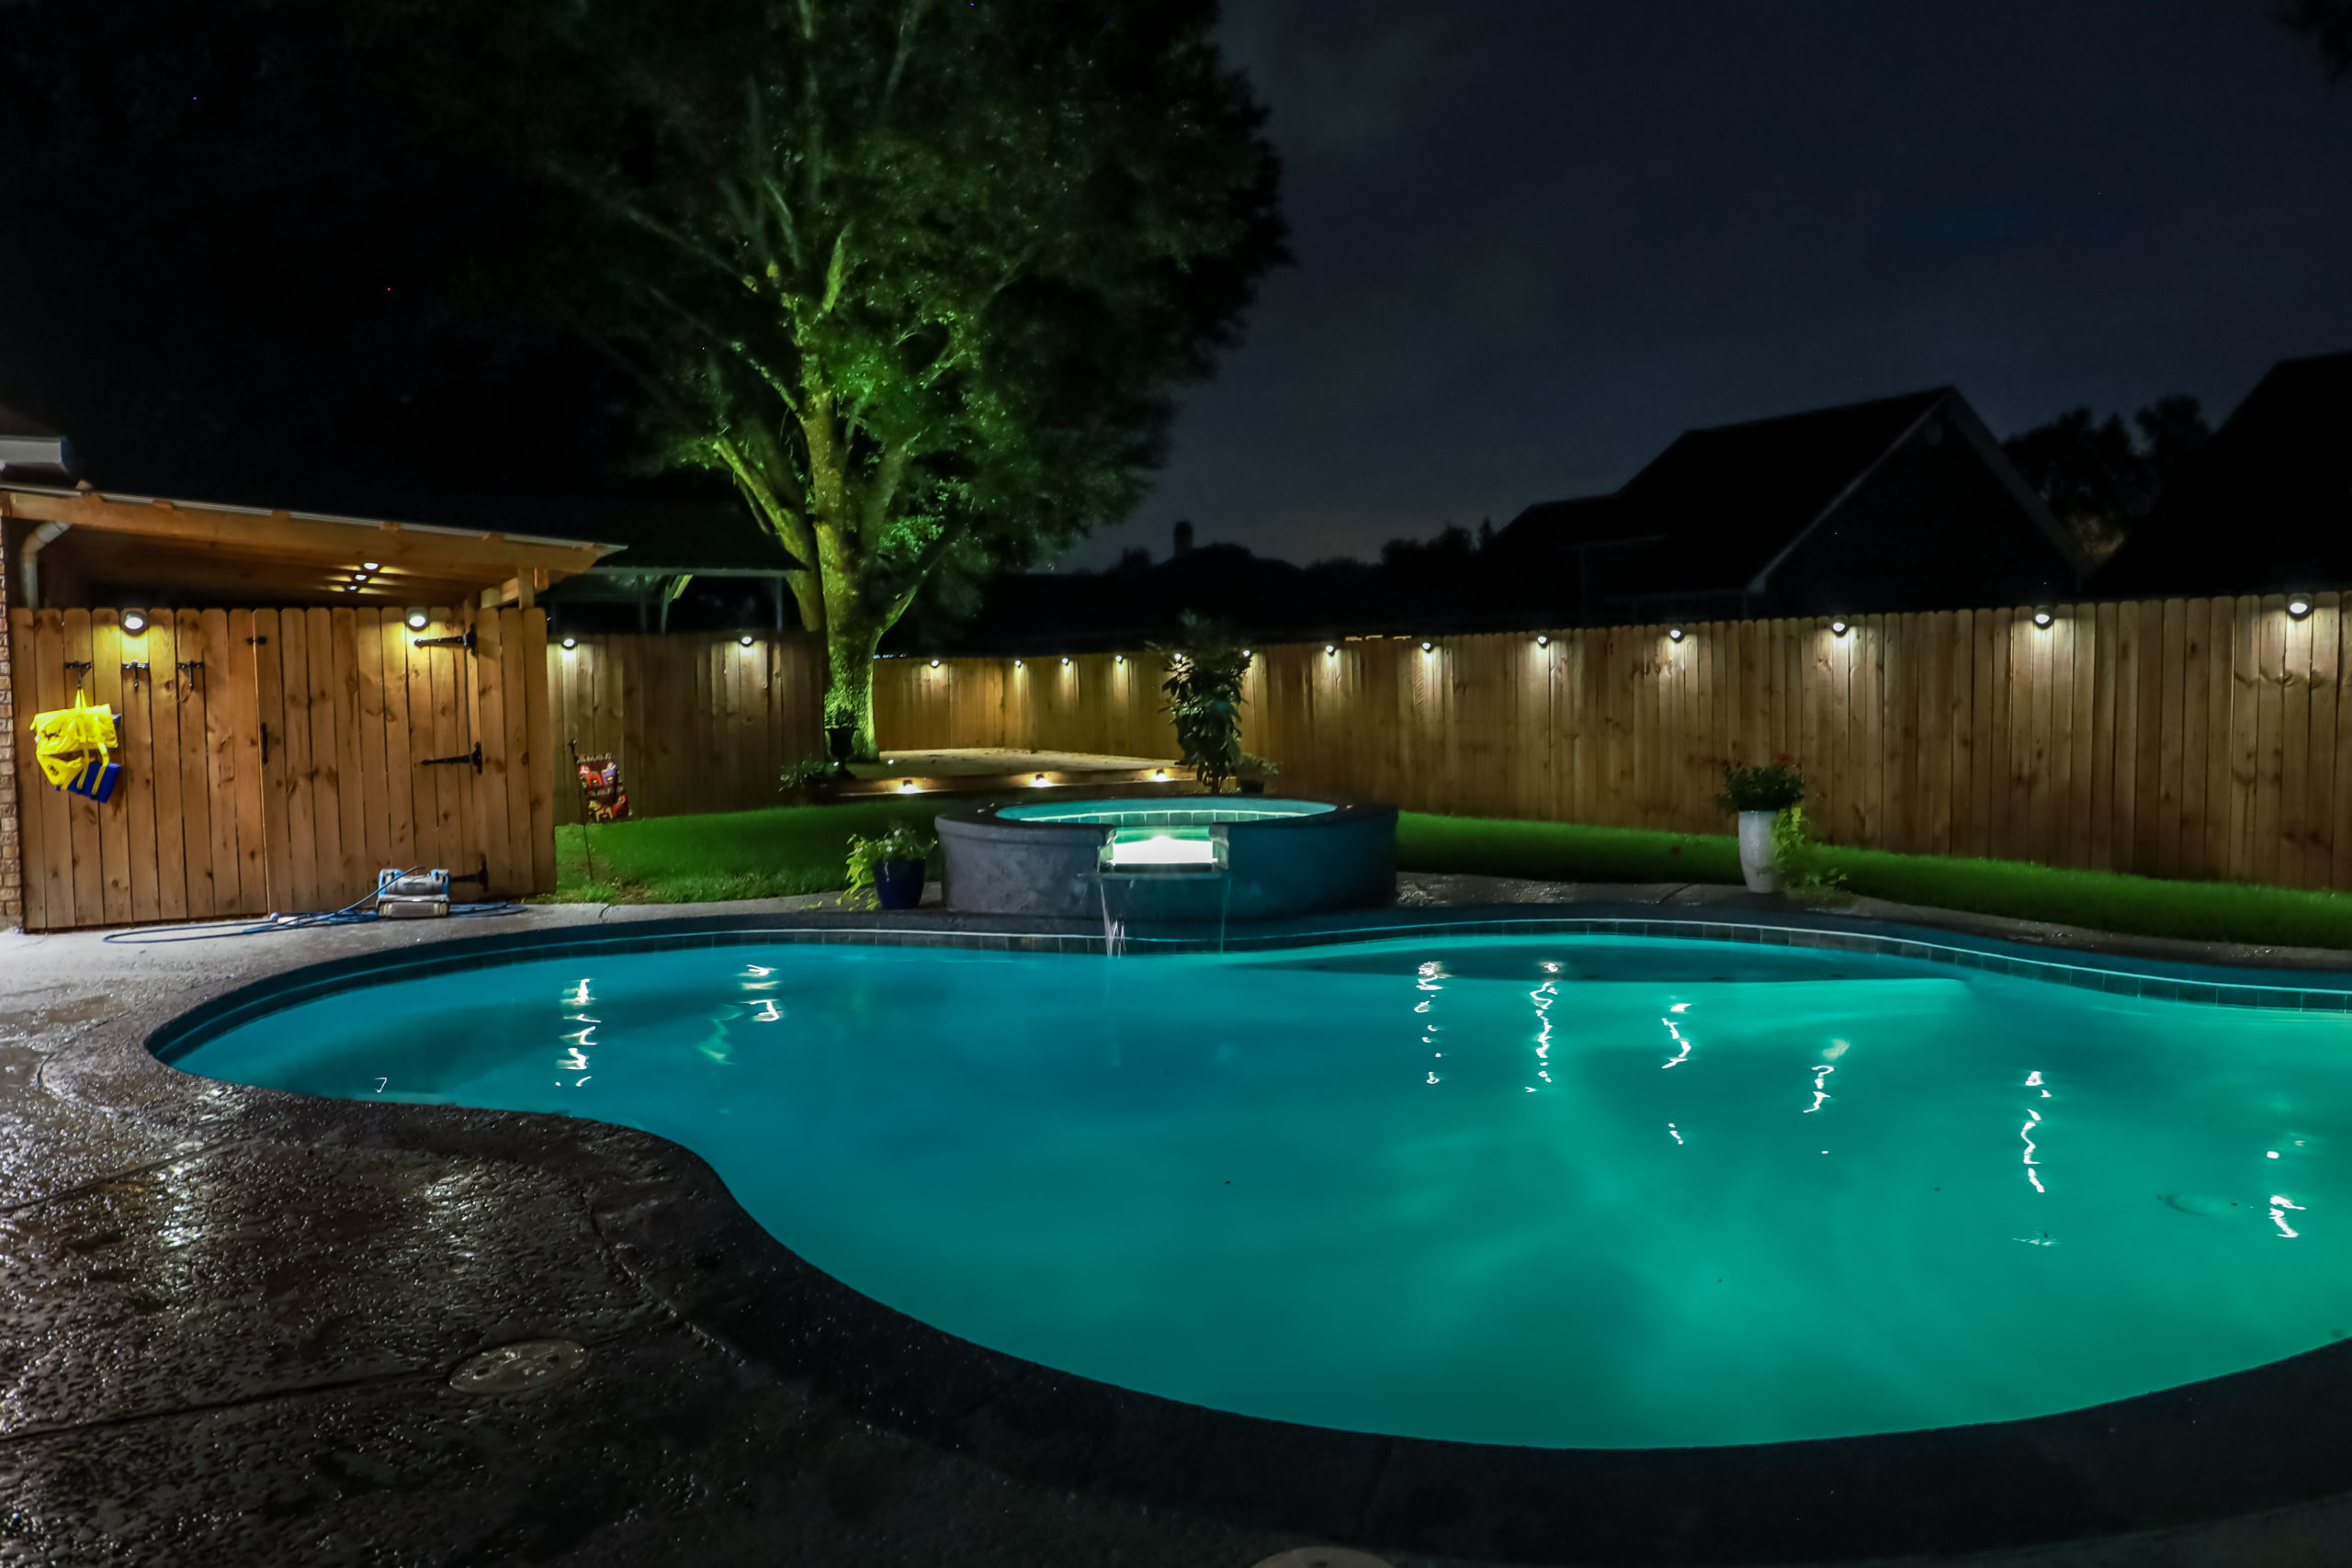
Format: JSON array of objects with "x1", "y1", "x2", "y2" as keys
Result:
[{"x1": 8, "y1": 604, "x2": 553, "y2": 931}]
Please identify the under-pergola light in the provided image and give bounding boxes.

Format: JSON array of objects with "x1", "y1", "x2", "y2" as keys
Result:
[{"x1": 362, "y1": 561, "x2": 380, "y2": 571}]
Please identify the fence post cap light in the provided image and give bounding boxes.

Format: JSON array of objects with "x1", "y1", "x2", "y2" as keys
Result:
[
  {"x1": 1830, "y1": 619, "x2": 1849, "y2": 637},
  {"x1": 2289, "y1": 595, "x2": 2313, "y2": 618},
  {"x1": 121, "y1": 611, "x2": 147, "y2": 634},
  {"x1": 2032, "y1": 610, "x2": 2054, "y2": 628},
  {"x1": 406, "y1": 610, "x2": 429, "y2": 630}
]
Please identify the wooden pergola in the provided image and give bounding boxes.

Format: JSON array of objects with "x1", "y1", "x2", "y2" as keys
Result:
[{"x1": 2, "y1": 484, "x2": 618, "y2": 610}]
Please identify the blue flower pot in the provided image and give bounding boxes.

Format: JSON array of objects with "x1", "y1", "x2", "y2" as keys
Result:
[{"x1": 876, "y1": 857, "x2": 926, "y2": 910}]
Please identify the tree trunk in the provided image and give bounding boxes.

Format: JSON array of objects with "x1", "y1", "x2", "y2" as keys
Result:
[{"x1": 824, "y1": 602, "x2": 888, "y2": 761}]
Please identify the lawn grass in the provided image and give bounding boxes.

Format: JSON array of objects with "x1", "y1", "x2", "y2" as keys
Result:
[
  {"x1": 555, "y1": 798, "x2": 986, "y2": 904},
  {"x1": 556, "y1": 799, "x2": 2352, "y2": 953},
  {"x1": 1401, "y1": 810, "x2": 2352, "y2": 952}
]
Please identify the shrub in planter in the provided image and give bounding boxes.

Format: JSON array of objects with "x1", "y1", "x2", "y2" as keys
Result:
[
  {"x1": 1236, "y1": 752, "x2": 1281, "y2": 795},
  {"x1": 1714, "y1": 762, "x2": 1806, "y2": 893},
  {"x1": 1150, "y1": 613, "x2": 1252, "y2": 795},
  {"x1": 845, "y1": 819, "x2": 937, "y2": 909}
]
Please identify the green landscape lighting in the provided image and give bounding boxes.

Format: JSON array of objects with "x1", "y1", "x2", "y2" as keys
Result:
[{"x1": 2290, "y1": 596, "x2": 2313, "y2": 619}]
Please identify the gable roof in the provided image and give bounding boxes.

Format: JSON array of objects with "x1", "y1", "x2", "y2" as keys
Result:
[
  {"x1": 1610, "y1": 388, "x2": 1954, "y2": 585},
  {"x1": 2094, "y1": 349, "x2": 2352, "y2": 597},
  {"x1": 1498, "y1": 387, "x2": 2081, "y2": 604}
]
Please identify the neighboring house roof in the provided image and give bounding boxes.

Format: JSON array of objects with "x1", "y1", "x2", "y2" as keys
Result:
[
  {"x1": 1497, "y1": 387, "x2": 2085, "y2": 616},
  {"x1": 2094, "y1": 349, "x2": 2352, "y2": 598}
]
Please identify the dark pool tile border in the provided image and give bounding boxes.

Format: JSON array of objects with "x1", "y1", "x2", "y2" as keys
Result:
[{"x1": 150, "y1": 905, "x2": 2352, "y2": 1064}]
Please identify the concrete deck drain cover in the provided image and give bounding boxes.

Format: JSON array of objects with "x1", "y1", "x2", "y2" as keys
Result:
[
  {"x1": 1250, "y1": 1551, "x2": 1395, "y2": 1568},
  {"x1": 449, "y1": 1338, "x2": 587, "y2": 1394}
]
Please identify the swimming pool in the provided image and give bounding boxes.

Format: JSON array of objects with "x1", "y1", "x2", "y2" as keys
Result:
[{"x1": 168, "y1": 931, "x2": 2352, "y2": 1450}]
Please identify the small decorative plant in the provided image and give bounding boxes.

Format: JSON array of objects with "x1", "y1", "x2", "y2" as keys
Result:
[
  {"x1": 780, "y1": 752, "x2": 837, "y2": 796},
  {"x1": 1770, "y1": 805, "x2": 1850, "y2": 903},
  {"x1": 1150, "y1": 612, "x2": 1252, "y2": 795},
  {"x1": 844, "y1": 819, "x2": 937, "y2": 908},
  {"x1": 1713, "y1": 761, "x2": 1806, "y2": 815},
  {"x1": 1235, "y1": 751, "x2": 1280, "y2": 794}
]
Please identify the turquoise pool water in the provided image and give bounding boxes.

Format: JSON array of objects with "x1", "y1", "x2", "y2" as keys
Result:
[{"x1": 172, "y1": 935, "x2": 2352, "y2": 1449}]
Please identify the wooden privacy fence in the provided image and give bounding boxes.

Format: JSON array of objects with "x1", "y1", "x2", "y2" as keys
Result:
[
  {"x1": 547, "y1": 631, "x2": 823, "y2": 824},
  {"x1": 874, "y1": 593, "x2": 2352, "y2": 893},
  {"x1": 9, "y1": 605, "x2": 554, "y2": 931}
]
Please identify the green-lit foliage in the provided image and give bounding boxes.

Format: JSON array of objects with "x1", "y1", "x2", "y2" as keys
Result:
[
  {"x1": 342, "y1": 0, "x2": 1284, "y2": 757},
  {"x1": 1151, "y1": 612, "x2": 1251, "y2": 795}
]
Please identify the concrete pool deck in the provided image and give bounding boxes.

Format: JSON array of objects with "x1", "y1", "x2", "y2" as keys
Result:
[{"x1": 6, "y1": 882, "x2": 2352, "y2": 1566}]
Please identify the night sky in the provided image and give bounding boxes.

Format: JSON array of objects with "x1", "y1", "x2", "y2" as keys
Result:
[{"x1": 1069, "y1": 0, "x2": 2352, "y2": 569}]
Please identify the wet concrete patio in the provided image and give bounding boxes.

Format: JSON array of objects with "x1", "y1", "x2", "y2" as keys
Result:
[{"x1": 6, "y1": 883, "x2": 2352, "y2": 1567}]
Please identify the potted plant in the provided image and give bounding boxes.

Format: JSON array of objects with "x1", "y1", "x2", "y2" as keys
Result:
[
  {"x1": 845, "y1": 819, "x2": 937, "y2": 910},
  {"x1": 1235, "y1": 752, "x2": 1280, "y2": 795},
  {"x1": 1150, "y1": 613, "x2": 1251, "y2": 795},
  {"x1": 1713, "y1": 761, "x2": 1806, "y2": 892},
  {"x1": 822, "y1": 693, "x2": 858, "y2": 778}
]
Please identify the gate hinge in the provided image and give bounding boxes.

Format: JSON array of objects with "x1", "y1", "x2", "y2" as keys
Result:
[
  {"x1": 413, "y1": 627, "x2": 477, "y2": 652},
  {"x1": 420, "y1": 742, "x2": 483, "y2": 773}
]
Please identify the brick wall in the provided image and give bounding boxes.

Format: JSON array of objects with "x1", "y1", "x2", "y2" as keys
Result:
[{"x1": 0, "y1": 541, "x2": 17, "y2": 926}]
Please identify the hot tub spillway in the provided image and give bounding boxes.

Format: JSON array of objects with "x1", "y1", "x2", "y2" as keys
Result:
[{"x1": 937, "y1": 796, "x2": 1396, "y2": 923}]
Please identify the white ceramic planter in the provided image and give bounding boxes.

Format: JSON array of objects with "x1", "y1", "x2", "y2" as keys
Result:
[{"x1": 1736, "y1": 809, "x2": 1782, "y2": 893}]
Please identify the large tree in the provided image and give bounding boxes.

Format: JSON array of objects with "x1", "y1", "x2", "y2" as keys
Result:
[
  {"x1": 2282, "y1": 0, "x2": 2352, "y2": 78},
  {"x1": 2002, "y1": 396, "x2": 2210, "y2": 566},
  {"x1": 342, "y1": 0, "x2": 1285, "y2": 754}
]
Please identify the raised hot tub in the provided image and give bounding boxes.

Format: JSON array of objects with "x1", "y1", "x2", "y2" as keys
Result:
[{"x1": 936, "y1": 795, "x2": 1396, "y2": 922}]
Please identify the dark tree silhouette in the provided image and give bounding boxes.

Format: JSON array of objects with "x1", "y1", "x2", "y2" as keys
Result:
[
  {"x1": 2282, "y1": 0, "x2": 2352, "y2": 79},
  {"x1": 2002, "y1": 397, "x2": 2211, "y2": 565}
]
